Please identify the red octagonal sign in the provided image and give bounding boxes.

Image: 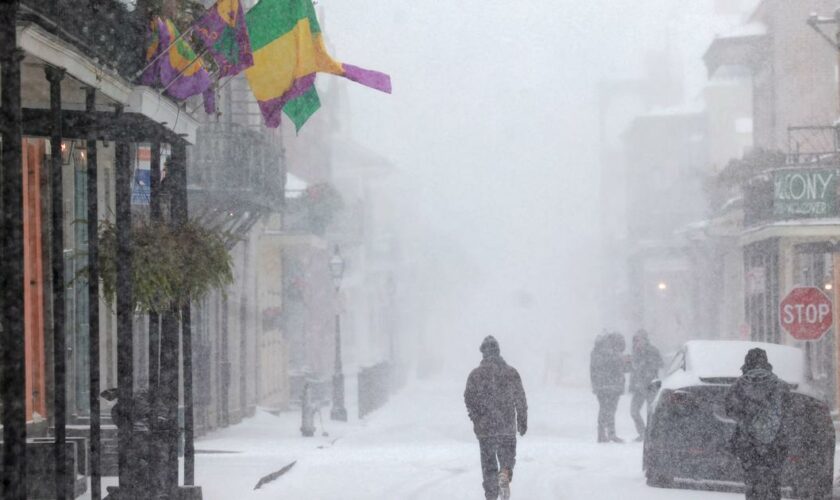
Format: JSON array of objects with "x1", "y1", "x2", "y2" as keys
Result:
[{"x1": 780, "y1": 287, "x2": 833, "y2": 341}]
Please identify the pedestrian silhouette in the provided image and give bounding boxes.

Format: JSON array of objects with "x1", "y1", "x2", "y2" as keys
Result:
[
  {"x1": 725, "y1": 348, "x2": 789, "y2": 500},
  {"x1": 464, "y1": 336, "x2": 528, "y2": 500}
]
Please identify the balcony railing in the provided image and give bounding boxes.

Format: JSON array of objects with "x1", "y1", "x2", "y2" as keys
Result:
[
  {"x1": 20, "y1": 0, "x2": 146, "y2": 79},
  {"x1": 743, "y1": 126, "x2": 840, "y2": 227},
  {"x1": 189, "y1": 123, "x2": 284, "y2": 206},
  {"x1": 787, "y1": 126, "x2": 840, "y2": 166}
]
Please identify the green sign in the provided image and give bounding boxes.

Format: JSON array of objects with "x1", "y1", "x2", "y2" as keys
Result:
[{"x1": 773, "y1": 168, "x2": 839, "y2": 218}]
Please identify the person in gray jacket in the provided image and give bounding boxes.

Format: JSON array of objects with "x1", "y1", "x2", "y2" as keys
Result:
[
  {"x1": 629, "y1": 330, "x2": 662, "y2": 441},
  {"x1": 464, "y1": 336, "x2": 528, "y2": 500},
  {"x1": 590, "y1": 332, "x2": 627, "y2": 443}
]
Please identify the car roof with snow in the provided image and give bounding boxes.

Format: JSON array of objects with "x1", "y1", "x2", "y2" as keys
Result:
[
  {"x1": 684, "y1": 340, "x2": 805, "y2": 384},
  {"x1": 660, "y1": 340, "x2": 812, "y2": 394}
]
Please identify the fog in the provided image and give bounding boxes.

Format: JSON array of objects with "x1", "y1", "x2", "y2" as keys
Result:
[{"x1": 310, "y1": 0, "x2": 736, "y2": 383}]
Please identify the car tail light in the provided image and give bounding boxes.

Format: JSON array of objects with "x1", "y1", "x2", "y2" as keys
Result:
[
  {"x1": 665, "y1": 390, "x2": 696, "y2": 416},
  {"x1": 668, "y1": 390, "x2": 693, "y2": 405}
]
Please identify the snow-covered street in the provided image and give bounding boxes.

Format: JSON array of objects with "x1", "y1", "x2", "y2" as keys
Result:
[{"x1": 193, "y1": 379, "x2": 745, "y2": 499}]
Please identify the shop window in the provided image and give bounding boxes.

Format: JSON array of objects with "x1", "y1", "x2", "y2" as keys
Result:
[{"x1": 744, "y1": 239, "x2": 780, "y2": 344}]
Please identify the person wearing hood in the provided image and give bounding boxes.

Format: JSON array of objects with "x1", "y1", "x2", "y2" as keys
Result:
[
  {"x1": 464, "y1": 336, "x2": 528, "y2": 500},
  {"x1": 590, "y1": 332, "x2": 627, "y2": 443},
  {"x1": 629, "y1": 329, "x2": 662, "y2": 441},
  {"x1": 725, "y1": 348, "x2": 790, "y2": 500}
]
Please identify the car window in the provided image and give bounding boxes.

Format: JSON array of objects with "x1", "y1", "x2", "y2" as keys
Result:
[{"x1": 666, "y1": 349, "x2": 685, "y2": 376}]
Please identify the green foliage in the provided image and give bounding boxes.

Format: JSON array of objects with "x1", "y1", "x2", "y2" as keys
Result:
[
  {"x1": 97, "y1": 219, "x2": 234, "y2": 312},
  {"x1": 705, "y1": 149, "x2": 786, "y2": 213}
]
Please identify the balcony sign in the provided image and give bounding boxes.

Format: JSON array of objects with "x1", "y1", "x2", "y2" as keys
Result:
[{"x1": 773, "y1": 168, "x2": 839, "y2": 218}]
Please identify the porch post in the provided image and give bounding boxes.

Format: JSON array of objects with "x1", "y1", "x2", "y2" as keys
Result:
[
  {"x1": 0, "y1": 1, "x2": 27, "y2": 498},
  {"x1": 148, "y1": 142, "x2": 161, "y2": 390},
  {"x1": 85, "y1": 87, "x2": 102, "y2": 500},
  {"x1": 171, "y1": 140, "x2": 196, "y2": 484},
  {"x1": 115, "y1": 134, "x2": 135, "y2": 494},
  {"x1": 45, "y1": 64, "x2": 68, "y2": 500}
]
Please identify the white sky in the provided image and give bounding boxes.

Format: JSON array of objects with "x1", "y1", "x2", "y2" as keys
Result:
[{"x1": 291, "y1": 0, "x2": 750, "y2": 380}]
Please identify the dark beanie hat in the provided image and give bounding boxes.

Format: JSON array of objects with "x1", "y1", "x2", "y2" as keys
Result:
[
  {"x1": 742, "y1": 348, "x2": 772, "y2": 373},
  {"x1": 480, "y1": 335, "x2": 500, "y2": 357}
]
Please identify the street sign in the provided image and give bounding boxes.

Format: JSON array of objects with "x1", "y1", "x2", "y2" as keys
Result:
[{"x1": 779, "y1": 287, "x2": 833, "y2": 341}]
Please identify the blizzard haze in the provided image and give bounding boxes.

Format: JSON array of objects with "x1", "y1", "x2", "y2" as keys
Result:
[{"x1": 307, "y1": 0, "x2": 733, "y2": 383}]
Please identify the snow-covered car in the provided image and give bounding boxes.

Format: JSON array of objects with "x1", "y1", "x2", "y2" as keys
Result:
[{"x1": 643, "y1": 340, "x2": 835, "y2": 497}]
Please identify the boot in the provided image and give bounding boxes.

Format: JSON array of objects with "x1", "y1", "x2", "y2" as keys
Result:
[
  {"x1": 597, "y1": 425, "x2": 608, "y2": 443},
  {"x1": 498, "y1": 468, "x2": 511, "y2": 500}
]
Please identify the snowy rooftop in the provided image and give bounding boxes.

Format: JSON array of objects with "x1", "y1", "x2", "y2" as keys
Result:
[{"x1": 717, "y1": 21, "x2": 767, "y2": 40}]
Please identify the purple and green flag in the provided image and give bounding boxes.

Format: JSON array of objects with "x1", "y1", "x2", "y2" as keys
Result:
[
  {"x1": 141, "y1": 17, "x2": 215, "y2": 111},
  {"x1": 244, "y1": 0, "x2": 391, "y2": 130},
  {"x1": 194, "y1": 0, "x2": 254, "y2": 78}
]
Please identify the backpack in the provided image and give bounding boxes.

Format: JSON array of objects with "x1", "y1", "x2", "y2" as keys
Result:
[{"x1": 747, "y1": 388, "x2": 783, "y2": 445}]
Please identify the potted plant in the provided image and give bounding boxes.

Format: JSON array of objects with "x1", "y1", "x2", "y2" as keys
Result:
[{"x1": 97, "y1": 219, "x2": 234, "y2": 312}]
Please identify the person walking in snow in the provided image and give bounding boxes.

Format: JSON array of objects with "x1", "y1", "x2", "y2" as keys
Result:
[
  {"x1": 590, "y1": 332, "x2": 627, "y2": 443},
  {"x1": 725, "y1": 348, "x2": 789, "y2": 500},
  {"x1": 464, "y1": 336, "x2": 528, "y2": 500},
  {"x1": 628, "y1": 329, "x2": 662, "y2": 441}
]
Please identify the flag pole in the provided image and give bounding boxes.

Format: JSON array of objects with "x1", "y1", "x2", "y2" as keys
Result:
[
  {"x1": 188, "y1": 73, "x2": 237, "y2": 115},
  {"x1": 158, "y1": 46, "x2": 211, "y2": 95},
  {"x1": 134, "y1": 23, "x2": 198, "y2": 82}
]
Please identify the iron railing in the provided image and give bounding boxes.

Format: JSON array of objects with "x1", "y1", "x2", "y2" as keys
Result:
[{"x1": 20, "y1": 0, "x2": 146, "y2": 79}]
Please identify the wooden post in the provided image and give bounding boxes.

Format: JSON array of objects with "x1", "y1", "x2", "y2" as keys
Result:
[
  {"x1": 832, "y1": 253, "x2": 840, "y2": 411},
  {"x1": 0, "y1": 1, "x2": 27, "y2": 497},
  {"x1": 182, "y1": 304, "x2": 195, "y2": 485},
  {"x1": 45, "y1": 64, "x2": 68, "y2": 500},
  {"x1": 115, "y1": 138, "x2": 134, "y2": 493},
  {"x1": 160, "y1": 141, "x2": 187, "y2": 492},
  {"x1": 172, "y1": 140, "x2": 197, "y2": 485},
  {"x1": 85, "y1": 87, "x2": 102, "y2": 500},
  {"x1": 148, "y1": 142, "x2": 161, "y2": 390}
]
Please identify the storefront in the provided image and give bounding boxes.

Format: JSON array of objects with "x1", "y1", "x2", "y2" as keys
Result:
[{"x1": 742, "y1": 163, "x2": 840, "y2": 409}]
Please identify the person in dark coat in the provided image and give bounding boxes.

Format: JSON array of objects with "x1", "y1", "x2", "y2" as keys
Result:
[
  {"x1": 629, "y1": 329, "x2": 662, "y2": 441},
  {"x1": 725, "y1": 348, "x2": 789, "y2": 500},
  {"x1": 464, "y1": 336, "x2": 528, "y2": 500},
  {"x1": 590, "y1": 332, "x2": 626, "y2": 443}
]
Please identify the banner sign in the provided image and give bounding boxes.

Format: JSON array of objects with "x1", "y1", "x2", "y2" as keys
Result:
[{"x1": 773, "y1": 168, "x2": 839, "y2": 218}]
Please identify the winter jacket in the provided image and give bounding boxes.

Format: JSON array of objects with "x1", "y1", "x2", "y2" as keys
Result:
[
  {"x1": 629, "y1": 343, "x2": 663, "y2": 393},
  {"x1": 590, "y1": 343, "x2": 625, "y2": 395},
  {"x1": 724, "y1": 368, "x2": 790, "y2": 464},
  {"x1": 464, "y1": 355, "x2": 528, "y2": 438}
]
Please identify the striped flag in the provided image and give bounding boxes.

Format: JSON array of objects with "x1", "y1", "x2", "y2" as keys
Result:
[
  {"x1": 244, "y1": 0, "x2": 391, "y2": 130},
  {"x1": 141, "y1": 17, "x2": 213, "y2": 102},
  {"x1": 194, "y1": 0, "x2": 254, "y2": 78}
]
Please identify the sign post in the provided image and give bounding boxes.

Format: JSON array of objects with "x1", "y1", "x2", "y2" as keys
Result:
[{"x1": 779, "y1": 286, "x2": 833, "y2": 341}]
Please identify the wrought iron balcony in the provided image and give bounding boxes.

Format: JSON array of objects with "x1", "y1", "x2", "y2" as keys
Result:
[
  {"x1": 20, "y1": 0, "x2": 146, "y2": 79},
  {"x1": 743, "y1": 126, "x2": 840, "y2": 227},
  {"x1": 188, "y1": 123, "x2": 285, "y2": 241}
]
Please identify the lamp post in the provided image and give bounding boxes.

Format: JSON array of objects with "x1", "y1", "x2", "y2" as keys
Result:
[{"x1": 329, "y1": 245, "x2": 348, "y2": 421}]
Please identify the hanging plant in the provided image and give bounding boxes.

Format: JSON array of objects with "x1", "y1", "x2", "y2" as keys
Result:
[{"x1": 97, "y1": 219, "x2": 234, "y2": 313}]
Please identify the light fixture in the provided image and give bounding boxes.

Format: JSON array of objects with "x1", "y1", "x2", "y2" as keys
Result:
[
  {"x1": 657, "y1": 282, "x2": 668, "y2": 291},
  {"x1": 329, "y1": 245, "x2": 345, "y2": 291},
  {"x1": 825, "y1": 283, "x2": 833, "y2": 291},
  {"x1": 60, "y1": 141, "x2": 73, "y2": 165}
]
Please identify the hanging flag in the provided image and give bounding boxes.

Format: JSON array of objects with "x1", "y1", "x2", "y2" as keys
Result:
[
  {"x1": 141, "y1": 17, "x2": 214, "y2": 105},
  {"x1": 244, "y1": 0, "x2": 392, "y2": 130},
  {"x1": 193, "y1": 0, "x2": 254, "y2": 78}
]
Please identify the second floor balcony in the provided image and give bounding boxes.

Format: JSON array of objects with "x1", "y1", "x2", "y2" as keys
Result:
[{"x1": 744, "y1": 126, "x2": 840, "y2": 228}]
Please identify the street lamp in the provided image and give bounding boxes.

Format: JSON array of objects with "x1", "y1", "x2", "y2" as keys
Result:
[{"x1": 329, "y1": 245, "x2": 348, "y2": 421}]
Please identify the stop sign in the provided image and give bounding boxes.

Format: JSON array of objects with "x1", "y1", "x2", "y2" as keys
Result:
[{"x1": 779, "y1": 287, "x2": 833, "y2": 341}]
